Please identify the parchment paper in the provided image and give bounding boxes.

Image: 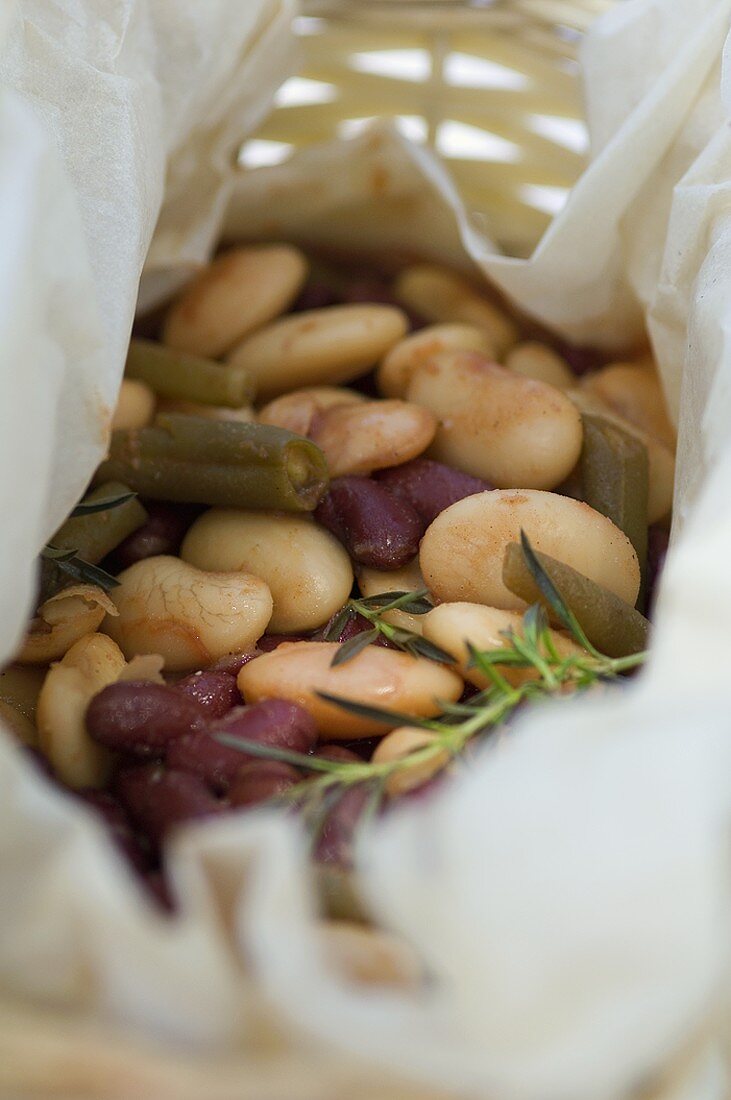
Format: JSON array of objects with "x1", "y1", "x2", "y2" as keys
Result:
[{"x1": 1, "y1": 1, "x2": 731, "y2": 1098}]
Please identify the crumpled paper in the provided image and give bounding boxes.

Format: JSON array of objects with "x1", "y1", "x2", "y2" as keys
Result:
[{"x1": 1, "y1": 1, "x2": 731, "y2": 1099}]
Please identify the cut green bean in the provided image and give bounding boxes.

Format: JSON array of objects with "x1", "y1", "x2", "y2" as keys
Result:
[
  {"x1": 502, "y1": 541, "x2": 650, "y2": 657},
  {"x1": 580, "y1": 414, "x2": 649, "y2": 604},
  {"x1": 52, "y1": 482, "x2": 148, "y2": 565},
  {"x1": 95, "y1": 414, "x2": 329, "y2": 512},
  {"x1": 126, "y1": 338, "x2": 255, "y2": 408}
]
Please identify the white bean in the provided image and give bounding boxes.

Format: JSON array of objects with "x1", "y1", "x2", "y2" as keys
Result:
[
  {"x1": 377, "y1": 323, "x2": 493, "y2": 398},
  {"x1": 581, "y1": 361, "x2": 676, "y2": 448},
  {"x1": 181, "y1": 510, "x2": 353, "y2": 634},
  {"x1": 238, "y1": 641, "x2": 463, "y2": 739},
  {"x1": 104, "y1": 555, "x2": 273, "y2": 671},
  {"x1": 407, "y1": 349, "x2": 583, "y2": 490},
  {"x1": 357, "y1": 560, "x2": 425, "y2": 634},
  {"x1": 505, "y1": 342, "x2": 573, "y2": 390},
  {"x1": 227, "y1": 305, "x2": 408, "y2": 399},
  {"x1": 112, "y1": 379, "x2": 156, "y2": 431},
  {"x1": 310, "y1": 399, "x2": 437, "y2": 477},
  {"x1": 394, "y1": 264, "x2": 518, "y2": 355},
  {"x1": 420, "y1": 489, "x2": 640, "y2": 610},
  {"x1": 18, "y1": 586, "x2": 118, "y2": 666},
  {"x1": 371, "y1": 726, "x2": 449, "y2": 796},
  {"x1": 163, "y1": 244, "x2": 308, "y2": 357},
  {"x1": 258, "y1": 386, "x2": 366, "y2": 437}
]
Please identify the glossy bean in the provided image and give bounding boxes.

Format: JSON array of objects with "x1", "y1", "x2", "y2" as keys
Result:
[
  {"x1": 227, "y1": 305, "x2": 409, "y2": 400},
  {"x1": 86, "y1": 681, "x2": 207, "y2": 757},
  {"x1": 314, "y1": 476, "x2": 423, "y2": 569},
  {"x1": 258, "y1": 386, "x2": 366, "y2": 439},
  {"x1": 420, "y1": 489, "x2": 640, "y2": 611},
  {"x1": 165, "y1": 731, "x2": 253, "y2": 792},
  {"x1": 110, "y1": 503, "x2": 198, "y2": 571},
  {"x1": 309, "y1": 399, "x2": 437, "y2": 478},
  {"x1": 19, "y1": 585, "x2": 118, "y2": 666},
  {"x1": 173, "y1": 671, "x2": 241, "y2": 717},
  {"x1": 103, "y1": 555, "x2": 273, "y2": 671},
  {"x1": 181, "y1": 510, "x2": 353, "y2": 634},
  {"x1": 313, "y1": 786, "x2": 371, "y2": 867},
  {"x1": 210, "y1": 699, "x2": 318, "y2": 756},
  {"x1": 375, "y1": 458, "x2": 490, "y2": 526},
  {"x1": 407, "y1": 350, "x2": 583, "y2": 490},
  {"x1": 238, "y1": 642, "x2": 463, "y2": 739},
  {"x1": 116, "y1": 765, "x2": 222, "y2": 845},
  {"x1": 163, "y1": 245, "x2": 308, "y2": 357},
  {"x1": 228, "y1": 761, "x2": 301, "y2": 807},
  {"x1": 377, "y1": 323, "x2": 493, "y2": 398},
  {"x1": 356, "y1": 559, "x2": 425, "y2": 635},
  {"x1": 372, "y1": 726, "x2": 449, "y2": 797}
]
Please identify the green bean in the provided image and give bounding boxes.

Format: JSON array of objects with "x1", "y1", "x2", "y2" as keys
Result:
[
  {"x1": 502, "y1": 541, "x2": 650, "y2": 657},
  {"x1": 95, "y1": 414, "x2": 329, "y2": 512},
  {"x1": 52, "y1": 482, "x2": 148, "y2": 564},
  {"x1": 315, "y1": 866, "x2": 370, "y2": 924},
  {"x1": 126, "y1": 339, "x2": 255, "y2": 408},
  {"x1": 580, "y1": 414, "x2": 649, "y2": 604}
]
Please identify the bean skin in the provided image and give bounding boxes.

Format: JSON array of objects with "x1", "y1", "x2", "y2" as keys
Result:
[
  {"x1": 313, "y1": 786, "x2": 371, "y2": 868},
  {"x1": 209, "y1": 651, "x2": 261, "y2": 676},
  {"x1": 109, "y1": 503, "x2": 198, "y2": 571},
  {"x1": 376, "y1": 458, "x2": 491, "y2": 526},
  {"x1": 173, "y1": 671, "x2": 241, "y2": 718},
  {"x1": 209, "y1": 699, "x2": 318, "y2": 757},
  {"x1": 228, "y1": 762, "x2": 301, "y2": 807},
  {"x1": 115, "y1": 765, "x2": 222, "y2": 845},
  {"x1": 315, "y1": 476, "x2": 423, "y2": 569},
  {"x1": 78, "y1": 789, "x2": 151, "y2": 873},
  {"x1": 314, "y1": 745, "x2": 363, "y2": 764},
  {"x1": 165, "y1": 731, "x2": 253, "y2": 793},
  {"x1": 86, "y1": 681, "x2": 207, "y2": 758}
]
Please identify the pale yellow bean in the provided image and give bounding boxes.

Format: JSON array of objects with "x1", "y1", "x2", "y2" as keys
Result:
[
  {"x1": 156, "y1": 397, "x2": 255, "y2": 423},
  {"x1": 104, "y1": 556, "x2": 273, "y2": 672},
  {"x1": 181, "y1": 510, "x2": 353, "y2": 634},
  {"x1": 569, "y1": 388, "x2": 675, "y2": 523},
  {"x1": 581, "y1": 361, "x2": 676, "y2": 448},
  {"x1": 18, "y1": 586, "x2": 118, "y2": 666},
  {"x1": 238, "y1": 641, "x2": 463, "y2": 739},
  {"x1": 421, "y1": 602, "x2": 585, "y2": 688},
  {"x1": 112, "y1": 379, "x2": 156, "y2": 431},
  {"x1": 318, "y1": 921, "x2": 422, "y2": 989},
  {"x1": 372, "y1": 726, "x2": 450, "y2": 796},
  {"x1": 310, "y1": 399, "x2": 437, "y2": 478},
  {"x1": 420, "y1": 489, "x2": 640, "y2": 611},
  {"x1": 227, "y1": 305, "x2": 409, "y2": 400},
  {"x1": 258, "y1": 386, "x2": 366, "y2": 437},
  {"x1": 394, "y1": 264, "x2": 518, "y2": 356},
  {"x1": 36, "y1": 633, "x2": 126, "y2": 788},
  {"x1": 163, "y1": 244, "x2": 308, "y2": 357},
  {"x1": 377, "y1": 323, "x2": 494, "y2": 398},
  {"x1": 357, "y1": 560, "x2": 425, "y2": 634},
  {"x1": 407, "y1": 350, "x2": 583, "y2": 490},
  {"x1": 0, "y1": 701, "x2": 38, "y2": 747},
  {"x1": 505, "y1": 342, "x2": 573, "y2": 390}
]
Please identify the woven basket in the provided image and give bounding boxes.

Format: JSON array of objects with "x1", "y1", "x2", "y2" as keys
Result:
[{"x1": 3, "y1": 3, "x2": 614, "y2": 1098}]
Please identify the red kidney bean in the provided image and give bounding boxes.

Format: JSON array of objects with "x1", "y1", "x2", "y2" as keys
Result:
[
  {"x1": 109, "y1": 503, "x2": 199, "y2": 571},
  {"x1": 315, "y1": 476, "x2": 423, "y2": 569},
  {"x1": 210, "y1": 700, "x2": 318, "y2": 758},
  {"x1": 376, "y1": 458, "x2": 491, "y2": 527},
  {"x1": 258, "y1": 633, "x2": 311, "y2": 653},
  {"x1": 165, "y1": 730, "x2": 253, "y2": 793},
  {"x1": 209, "y1": 651, "x2": 261, "y2": 676},
  {"x1": 553, "y1": 340, "x2": 608, "y2": 378},
  {"x1": 313, "y1": 786, "x2": 371, "y2": 868},
  {"x1": 115, "y1": 765, "x2": 222, "y2": 845},
  {"x1": 315, "y1": 745, "x2": 363, "y2": 764},
  {"x1": 229, "y1": 762, "x2": 301, "y2": 807},
  {"x1": 78, "y1": 789, "x2": 151, "y2": 873},
  {"x1": 86, "y1": 682, "x2": 207, "y2": 758},
  {"x1": 143, "y1": 870, "x2": 176, "y2": 913},
  {"x1": 173, "y1": 671, "x2": 241, "y2": 718},
  {"x1": 292, "y1": 282, "x2": 341, "y2": 312}
]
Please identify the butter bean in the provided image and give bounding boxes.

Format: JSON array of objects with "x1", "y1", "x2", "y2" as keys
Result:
[
  {"x1": 377, "y1": 323, "x2": 493, "y2": 398},
  {"x1": 581, "y1": 361, "x2": 676, "y2": 448},
  {"x1": 505, "y1": 342, "x2": 573, "y2": 390},
  {"x1": 181, "y1": 510, "x2": 353, "y2": 634},
  {"x1": 163, "y1": 244, "x2": 308, "y2": 357},
  {"x1": 420, "y1": 489, "x2": 640, "y2": 611},
  {"x1": 18, "y1": 585, "x2": 118, "y2": 666},
  {"x1": 310, "y1": 399, "x2": 437, "y2": 478},
  {"x1": 238, "y1": 641, "x2": 462, "y2": 739},
  {"x1": 371, "y1": 726, "x2": 449, "y2": 796},
  {"x1": 227, "y1": 305, "x2": 409, "y2": 400},
  {"x1": 357, "y1": 560, "x2": 425, "y2": 635},
  {"x1": 258, "y1": 386, "x2": 366, "y2": 437},
  {"x1": 112, "y1": 379, "x2": 156, "y2": 431},
  {"x1": 422, "y1": 602, "x2": 585, "y2": 688},
  {"x1": 394, "y1": 265, "x2": 518, "y2": 356},
  {"x1": 104, "y1": 556, "x2": 273, "y2": 671},
  {"x1": 407, "y1": 350, "x2": 583, "y2": 490},
  {"x1": 569, "y1": 388, "x2": 674, "y2": 523},
  {"x1": 37, "y1": 633, "x2": 126, "y2": 788}
]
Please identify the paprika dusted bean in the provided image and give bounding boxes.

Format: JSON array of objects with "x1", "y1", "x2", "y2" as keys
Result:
[
  {"x1": 258, "y1": 386, "x2": 366, "y2": 438},
  {"x1": 505, "y1": 342, "x2": 573, "y2": 389},
  {"x1": 173, "y1": 671, "x2": 241, "y2": 717},
  {"x1": 315, "y1": 476, "x2": 423, "y2": 569},
  {"x1": 116, "y1": 765, "x2": 222, "y2": 844},
  {"x1": 376, "y1": 458, "x2": 490, "y2": 526},
  {"x1": 309, "y1": 399, "x2": 437, "y2": 478},
  {"x1": 86, "y1": 681, "x2": 206, "y2": 757},
  {"x1": 377, "y1": 323, "x2": 493, "y2": 398}
]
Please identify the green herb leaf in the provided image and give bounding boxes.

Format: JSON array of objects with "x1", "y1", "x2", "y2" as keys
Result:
[
  {"x1": 41, "y1": 545, "x2": 121, "y2": 592},
  {"x1": 70, "y1": 491, "x2": 137, "y2": 518},
  {"x1": 322, "y1": 607, "x2": 355, "y2": 643},
  {"x1": 519, "y1": 530, "x2": 595, "y2": 652},
  {"x1": 331, "y1": 628, "x2": 379, "y2": 667},
  {"x1": 315, "y1": 690, "x2": 437, "y2": 729}
]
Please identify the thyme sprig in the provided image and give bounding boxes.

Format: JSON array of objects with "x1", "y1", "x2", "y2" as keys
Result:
[
  {"x1": 40, "y1": 491, "x2": 137, "y2": 595},
  {"x1": 217, "y1": 535, "x2": 649, "y2": 836},
  {"x1": 324, "y1": 589, "x2": 452, "y2": 666}
]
